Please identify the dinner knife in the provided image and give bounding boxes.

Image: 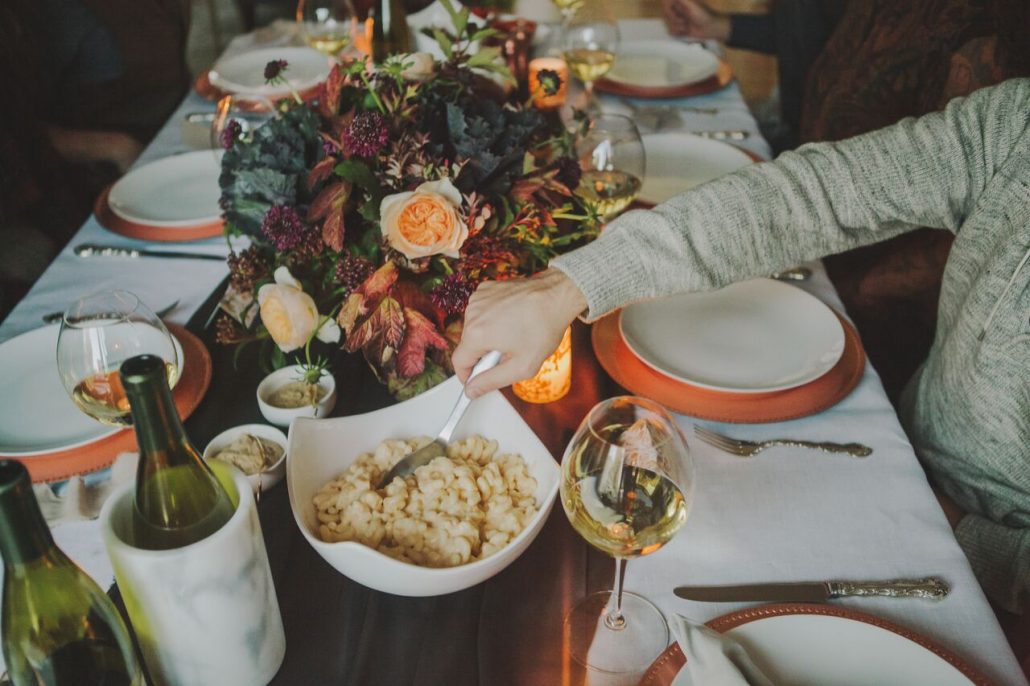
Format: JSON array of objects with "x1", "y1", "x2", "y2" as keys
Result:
[
  {"x1": 74, "y1": 244, "x2": 226, "y2": 261},
  {"x1": 674, "y1": 577, "x2": 950, "y2": 603}
]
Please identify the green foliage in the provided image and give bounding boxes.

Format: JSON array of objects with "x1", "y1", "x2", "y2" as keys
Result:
[{"x1": 219, "y1": 106, "x2": 322, "y2": 235}]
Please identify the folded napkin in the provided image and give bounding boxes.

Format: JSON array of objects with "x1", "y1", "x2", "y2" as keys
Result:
[
  {"x1": 671, "y1": 615, "x2": 774, "y2": 686},
  {"x1": 33, "y1": 452, "x2": 138, "y2": 527}
]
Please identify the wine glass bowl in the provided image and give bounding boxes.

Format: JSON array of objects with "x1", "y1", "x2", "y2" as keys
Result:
[
  {"x1": 560, "y1": 396, "x2": 694, "y2": 673},
  {"x1": 562, "y1": 18, "x2": 619, "y2": 110},
  {"x1": 574, "y1": 113, "x2": 645, "y2": 220},
  {"x1": 57, "y1": 290, "x2": 180, "y2": 427},
  {"x1": 211, "y1": 94, "x2": 275, "y2": 152},
  {"x1": 296, "y1": 0, "x2": 357, "y2": 58}
]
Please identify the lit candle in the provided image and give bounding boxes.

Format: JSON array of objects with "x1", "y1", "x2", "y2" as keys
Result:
[
  {"x1": 528, "y1": 57, "x2": 568, "y2": 110},
  {"x1": 513, "y1": 326, "x2": 572, "y2": 403}
]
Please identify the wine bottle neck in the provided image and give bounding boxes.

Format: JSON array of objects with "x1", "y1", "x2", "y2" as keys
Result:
[
  {"x1": 122, "y1": 357, "x2": 192, "y2": 464},
  {"x1": 0, "y1": 462, "x2": 56, "y2": 567}
]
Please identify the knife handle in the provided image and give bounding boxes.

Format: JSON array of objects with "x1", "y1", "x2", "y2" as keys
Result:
[{"x1": 827, "y1": 577, "x2": 949, "y2": 600}]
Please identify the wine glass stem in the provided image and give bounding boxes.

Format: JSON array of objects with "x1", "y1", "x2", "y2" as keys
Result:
[{"x1": 604, "y1": 557, "x2": 629, "y2": 631}]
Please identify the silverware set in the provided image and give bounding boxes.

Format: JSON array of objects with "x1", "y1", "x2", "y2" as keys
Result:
[{"x1": 42, "y1": 299, "x2": 181, "y2": 325}]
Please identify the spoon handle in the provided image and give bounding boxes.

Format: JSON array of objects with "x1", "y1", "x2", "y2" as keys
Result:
[{"x1": 438, "y1": 350, "x2": 502, "y2": 444}]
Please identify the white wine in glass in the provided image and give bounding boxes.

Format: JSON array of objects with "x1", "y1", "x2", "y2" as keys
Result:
[
  {"x1": 574, "y1": 114, "x2": 645, "y2": 219},
  {"x1": 562, "y1": 18, "x2": 619, "y2": 111},
  {"x1": 297, "y1": 0, "x2": 356, "y2": 58},
  {"x1": 58, "y1": 290, "x2": 180, "y2": 427},
  {"x1": 560, "y1": 396, "x2": 694, "y2": 674}
]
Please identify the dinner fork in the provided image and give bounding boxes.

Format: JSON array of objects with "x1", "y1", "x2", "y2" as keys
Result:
[{"x1": 693, "y1": 426, "x2": 873, "y2": 458}]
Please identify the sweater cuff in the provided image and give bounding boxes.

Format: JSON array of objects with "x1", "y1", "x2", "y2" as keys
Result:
[
  {"x1": 549, "y1": 213, "x2": 656, "y2": 321},
  {"x1": 954, "y1": 513, "x2": 1029, "y2": 614},
  {"x1": 727, "y1": 14, "x2": 776, "y2": 54}
]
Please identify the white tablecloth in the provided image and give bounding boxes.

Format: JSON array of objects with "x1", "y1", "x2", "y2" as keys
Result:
[
  {"x1": 627, "y1": 263, "x2": 1026, "y2": 686},
  {"x1": 0, "y1": 18, "x2": 1023, "y2": 686}
]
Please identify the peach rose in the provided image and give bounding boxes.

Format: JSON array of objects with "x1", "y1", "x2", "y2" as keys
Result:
[
  {"x1": 258, "y1": 267, "x2": 340, "y2": 353},
  {"x1": 380, "y1": 178, "x2": 468, "y2": 259}
]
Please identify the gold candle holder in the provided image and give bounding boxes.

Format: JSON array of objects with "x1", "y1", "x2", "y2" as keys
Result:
[
  {"x1": 513, "y1": 326, "x2": 572, "y2": 403},
  {"x1": 528, "y1": 57, "x2": 568, "y2": 110}
]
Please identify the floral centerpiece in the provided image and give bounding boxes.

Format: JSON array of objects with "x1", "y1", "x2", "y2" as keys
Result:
[{"x1": 216, "y1": 1, "x2": 595, "y2": 399}]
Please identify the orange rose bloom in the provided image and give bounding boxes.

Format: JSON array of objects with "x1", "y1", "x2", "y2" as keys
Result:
[{"x1": 380, "y1": 178, "x2": 468, "y2": 259}]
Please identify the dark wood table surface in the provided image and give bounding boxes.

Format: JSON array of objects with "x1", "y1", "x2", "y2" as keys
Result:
[{"x1": 175, "y1": 287, "x2": 621, "y2": 686}]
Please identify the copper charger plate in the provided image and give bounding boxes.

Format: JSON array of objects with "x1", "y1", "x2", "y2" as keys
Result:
[
  {"x1": 93, "y1": 186, "x2": 225, "y2": 242},
  {"x1": 21, "y1": 324, "x2": 212, "y2": 483},
  {"x1": 596, "y1": 59, "x2": 733, "y2": 99},
  {"x1": 591, "y1": 310, "x2": 865, "y2": 423},
  {"x1": 639, "y1": 603, "x2": 993, "y2": 686}
]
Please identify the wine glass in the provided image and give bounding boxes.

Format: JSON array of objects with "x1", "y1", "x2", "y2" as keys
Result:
[
  {"x1": 560, "y1": 396, "x2": 694, "y2": 675},
  {"x1": 562, "y1": 17, "x2": 619, "y2": 112},
  {"x1": 210, "y1": 94, "x2": 276, "y2": 153},
  {"x1": 574, "y1": 113, "x2": 645, "y2": 220},
  {"x1": 296, "y1": 0, "x2": 357, "y2": 59},
  {"x1": 57, "y1": 290, "x2": 180, "y2": 427}
]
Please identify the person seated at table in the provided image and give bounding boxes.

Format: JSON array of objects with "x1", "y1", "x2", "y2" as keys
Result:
[
  {"x1": 662, "y1": 0, "x2": 847, "y2": 151},
  {"x1": 451, "y1": 79, "x2": 1030, "y2": 617}
]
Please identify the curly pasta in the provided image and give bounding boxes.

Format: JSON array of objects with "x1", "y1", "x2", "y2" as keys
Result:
[{"x1": 313, "y1": 436, "x2": 539, "y2": 567}]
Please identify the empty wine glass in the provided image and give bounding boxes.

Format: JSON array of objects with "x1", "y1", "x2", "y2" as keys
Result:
[
  {"x1": 296, "y1": 0, "x2": 357, "y2": 59},
  {"x1": 562, "y1": 17, "x2": 619, "y2": 112},
  {"x1": 210, "y1": 94, "x2": 276, "y2": 153},
  {"x1": 574, "y1": 113, "x2": 645, "y2": 220},
  {"x1": 57, "y1": 290, "x2": 180, "y2": 427},
  {"x1": 560, "y1": 396, "x2": 694, "y2": 674}
]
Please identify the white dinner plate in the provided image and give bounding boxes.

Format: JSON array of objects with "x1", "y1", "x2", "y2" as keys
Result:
[
  {"x1": 107, "y1": 151, "x2": 223, "y2": 228},
  {"x1": 0, "y1": 325, "x2": 185, "y2": 456},
  {"x1": 619, "y1": 279, "x2": 845, "y2": 393},
  {"x1": 672, "y1": 612, "x2": 975, "y2": 685},
  {"x1": 209, "y1": 46, "x2": 331, "y2": 97},
  {"x1": 606, "y1": 41, "x2": 719, "y2": 90},
  {"x1": 639, "y1": 132, "x2": 754, "y2": 205}
]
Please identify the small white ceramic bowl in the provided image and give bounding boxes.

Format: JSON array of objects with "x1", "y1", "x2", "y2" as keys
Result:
[
  {"x1": 287, "y1": 377, "x2": 560, "y2": 597},
  {"x1": 256, "y1": 364, "x2": 337, "y2": 428},
  {"x1": 203, "y1": 424, "x2": 288, "y2": 494}
]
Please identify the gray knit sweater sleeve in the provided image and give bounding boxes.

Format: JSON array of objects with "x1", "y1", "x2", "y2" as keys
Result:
[{"x1": 551, "y1": 80, "x2": 1006, "y2": 320}]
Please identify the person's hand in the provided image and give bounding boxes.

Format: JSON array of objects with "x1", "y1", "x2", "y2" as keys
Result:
[
  {"x1": 662, "y1": 0, "x2": 731, "y2": 41},
  {"x1": 452, "y1": 268, "x2": 587, "y2": 398},
  {"x1": 46, "y1": 127, "x2": 144, "y2": 174}
]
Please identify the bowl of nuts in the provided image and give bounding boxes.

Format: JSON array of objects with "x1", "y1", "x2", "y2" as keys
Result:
[{"x1": 286, "y1": 377, "x2": 560, "y2": 596}]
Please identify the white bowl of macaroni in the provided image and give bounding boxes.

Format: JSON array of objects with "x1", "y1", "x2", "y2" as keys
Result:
[{"x1": 286, "y1": 377, "x2": 560, "y2": 596}]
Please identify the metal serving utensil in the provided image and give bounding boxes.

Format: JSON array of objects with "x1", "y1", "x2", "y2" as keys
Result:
[
  {"x1": 770, "y1": 266, "x2": 812, "y2": 281},
  {"x1": 376, "y1": 351, "x2": 502, "y2": 488}
]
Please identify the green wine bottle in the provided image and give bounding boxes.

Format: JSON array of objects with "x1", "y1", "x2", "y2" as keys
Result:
[
  {"x1": 120, "y1": 354, "x2": 235, "y2": 551},
  {"x1": 372, "y1": 0, "x2": 412, "y2": 62},
  {"x1": 0, "y1": 460, "x2": 143, "y2": 685}
]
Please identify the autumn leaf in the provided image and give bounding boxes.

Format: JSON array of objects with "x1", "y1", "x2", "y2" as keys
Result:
[
  {"x1": 307, "y1": 156, "x2": 337, "y2": 191},
  {"x1": 322, "y1": 210, "x2": 344, "y2": 252},
  {"x1": 337, "y1": 261, "x2": 399, "y2": 334},
  {"x1": 392, "y1": 280, "x2": 443, "y2": 327},
  {"x1": 307, "y1": 180, "x2": 352, "y2": 222},
  {"x1": 318, "y1": 64, "x2": 347, "y2": 118},
  {"x1": 396, "y1": 307, "x2": 449, "y2": 378},
  {"x1": 346, "y1": 296, "x2": 405, "y2": 369}
]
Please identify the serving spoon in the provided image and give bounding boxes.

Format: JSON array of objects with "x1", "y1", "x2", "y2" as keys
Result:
[{"x1": 376, "y1": 350, "x2": 502, "y2": 488}]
